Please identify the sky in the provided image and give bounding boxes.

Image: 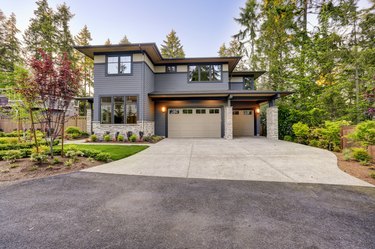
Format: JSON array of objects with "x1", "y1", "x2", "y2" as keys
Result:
[{"x1": 0, "y1": 0, "x2": 372, "y2": 57}]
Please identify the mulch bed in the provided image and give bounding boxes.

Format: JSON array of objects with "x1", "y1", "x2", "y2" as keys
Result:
[
  {"x1": 0, "y1": 156, "x2": 103, "y2": 182},
  {"x1": 335, "y1": 152, "x2": 375, "y2": 186}
]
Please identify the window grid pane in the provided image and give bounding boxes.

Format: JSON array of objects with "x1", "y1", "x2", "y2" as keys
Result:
[
  {"x1": 126, "y1": 96, "x2": 137, "y2": 124},
  {"x1": 113, "y1": 96, "x2": 125, "y2": 124},
  {"x1": 101, "y1": 97, "x2": 112, "y2": 124}
]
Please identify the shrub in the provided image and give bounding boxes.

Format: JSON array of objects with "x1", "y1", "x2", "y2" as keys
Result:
[
  {"x1": 129, "y1": 134, "x2": 137, "y2": 142},
  {"x1": 80, "y1": 148, "x2": 101, "y2": 158},
  {"x1": 95, "y1": 152, "x2": 111, "y2": 162},
  {"x1": 283, "y1": 135, "x2": 293, "y2": 142},
  {"x1": 127, "y1": 131, "x2": 133, "y2": 140},
  {"x1": 118, "y1": 134, "x2": 124, "y2": 142},
  {"x1": 143, "y1": 135, "x2": 163, "y2": 143},
  {"x1": 80, "y1": 132, "x2": 90, "y2": 137},
  {"x1": 370, "y1": 173, "x2": 375, "y2": 179},
  {"x1": 103, "y1": 135, "x2": 111, "y2": 142},
  {"x1": 65, "y1": 150, "x2": 84, "y2": 161},
  {"x1": 90, "y1": 134, "x2": 98, "y2": 142},
  {"x1": 30, "y1": 153, "x2": 48, "y2": 164},
  {"x1": 65, "y1": 126, "x2": 81, "y2": 134},
  {"x1": 348, "y1": 120, "x2": 375, "y2": 147},
  {"x1": 292, "y1": 122, "x2": 309, "y2": 144},
  {"x1": 308, "y1": 139, "x2": 319, "y2": 148},
  {"x1": 3, "y1": 150, "x2": 22, "y2": 163},
  {"x1": 0, "y1": 137, "x2": 19, "y2": 144},
  {"x1": 342, "y1": 148, "x2": 351, "y2": 161},
  {"x1": 52, "y1": 157, "x2": 60, "y2": 165},
  {"x1": 64, "y1": 159, "x2": 73, "y2": 167},
  {"x1": 351, "y1": 148, "x2": 372, "y2": 164}
]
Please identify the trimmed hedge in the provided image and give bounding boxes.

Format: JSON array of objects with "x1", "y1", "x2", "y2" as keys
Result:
[{"x1": 0, "y1": 140, "x2": 59, "y2": 151}]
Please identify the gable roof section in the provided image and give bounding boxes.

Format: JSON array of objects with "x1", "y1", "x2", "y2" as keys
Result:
[{"x1": 74, "y1": 43, "x2": 242, "y2": 72}]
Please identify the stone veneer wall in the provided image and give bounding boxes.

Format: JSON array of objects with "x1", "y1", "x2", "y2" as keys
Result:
[
  {"x1": 92, "y1": 121, "x2": 154, "y2": 139},
  {"x1": 266, "y1": 106, "x2": 278, "y2": 140},
  {"x1": 224, "y1": 106, "x2": 233, "y2": 139},
  {"x1": 86, "y1": 108, "x2": 92, "y2": 134}
]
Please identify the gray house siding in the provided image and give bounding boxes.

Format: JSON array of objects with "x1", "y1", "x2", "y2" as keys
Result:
[
  {"x1": 144, "y1": 64, "x2": 155, "y2": 121},
  {"x1": 154, "y1": 72, "x2": 229, "y2": 92},
  {"x1": 154, "y1": 99, "x2": 227, "y2": 137},
  {"x1": 229, "y1": 82, "x2": 244, "y2": 90},
  {"x1": 93, "y1": 62, "x2": 151, "y2": 122}
]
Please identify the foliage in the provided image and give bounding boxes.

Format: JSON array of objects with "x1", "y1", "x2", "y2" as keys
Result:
[
  {"x1": 143, "y1": 135, "x2": 164, "y2": 143},
  {"x1": 90, "y1": 134, "x2": 98, "y2": 142},
  {"x1": 64, "y1": 159, "x2": 73, "y2": 167},
  {"x1": 0, "y1": 137, "x2": 19, "y2": 144},
  {"x1": 126, "y1": 131, "x2": 133, "y2": 140},
  {"x1": 160, "y1": 29, "x2": 185, "y2": 58},
  {"x1": 65, "y1": 126, "x2": 81, "y2": 134},
  {"x1": 348, "y1": 121, "x2": 375, "y2": 147},
  {"x1": 119, "y1": 35, "x2": 131, "y2": 44},
  {"x1": 370, "y1": 173, "x2": 375, "y2": 179},
  {"x1": 292, "y1": 122, "x2": 309, "y2": 144},
  {"x1": 218, "y1": 38, "x2": 247, "y2": 70},
  {"x1": 52, "y1": 157, "x2": 60, "y2": 164},
  {"x1": 117, "y1": 134, "x2": 124, "y2": 142},
  {"x1": 95, "y1": 152, "x2": 111, "y2": 162},
  {"x1": 129, "y1": 134, "x2": 137, "y2": 142},
  {"x1": 104, "y1": 38, "x2": 111, "y2": 45},
  {"x1": 342, "y1": 148, "x2": 351, "y2": 161},
  {"x1": 65, "y1": 150, "x2": 84, "y2": 161},
  {"x1": 3, "y1": 150, "x2": 22, "y2": 163},
  {"x1": 351, "y1": 148, "x2": 372, "y2": 164},
  {"x1": 30, "y1": 152, "x2": 48, "y2": 164},
  {"x1": 315, "y1": 121, "x2": 350, "y2": 151},
  {"x1": 103, "y1": 135, "x2": 111, "y2": 142}
]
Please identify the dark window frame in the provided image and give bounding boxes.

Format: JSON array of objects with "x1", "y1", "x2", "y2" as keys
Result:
[
  {"x1": 166, "y1": 65, "x2": 177, "y2": 73},
  {"x1": 105, "y1": 54, "x2": 133, "y2": 76},
  {"x1": 99, "y1": 95, "x2": 139, "y2": 124},
  {"x1": 188, "y1": 64, "x2": 223, "y2": 82},
  {"x1": 244, "y1": 76, "x2": 256, "y2": 90}
]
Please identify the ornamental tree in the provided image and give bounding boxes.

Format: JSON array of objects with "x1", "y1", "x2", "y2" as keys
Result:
[{"x1": 29, "y1": 49, "x2": 80, "y2": 157}]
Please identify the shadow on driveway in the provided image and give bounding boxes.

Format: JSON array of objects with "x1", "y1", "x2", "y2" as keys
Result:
[{"x1": 0, "y1": 172, "x2": 374, "y2": 249}]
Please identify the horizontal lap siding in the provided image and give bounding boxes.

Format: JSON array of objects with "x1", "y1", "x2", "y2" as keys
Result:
[
  {"x1": 93, "y1": 62, "x2": 144, "y2": 121},
  {"x1": 154, "y1": 72, "x2": 229, "y2": 91},
  {"x1": 144, "y1": 65, "x2": 155, "y2": 121}
]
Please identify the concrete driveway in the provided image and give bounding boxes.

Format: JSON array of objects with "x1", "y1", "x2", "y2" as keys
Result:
[{"x1": 84, "y1": 137, "x2": 371, "y2": 186}]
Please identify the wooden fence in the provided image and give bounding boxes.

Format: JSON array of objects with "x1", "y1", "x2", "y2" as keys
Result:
[{"x1": 0, "y1": 116, "x2": 87, "y2": 133}]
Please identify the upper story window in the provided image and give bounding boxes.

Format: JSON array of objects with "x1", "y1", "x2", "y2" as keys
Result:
[
  {"x1": 166, "y1": 65, "x2": 177, "y2": 73},
  {"x1": 188, "y1": 65, "x2": 222, "y2": 82},
  {"x1": 107, "y1": 55, "x2": 132, "y2": 75},
  {"x1": 244, "y1": 77, "x2": 255, "y2": 90}
]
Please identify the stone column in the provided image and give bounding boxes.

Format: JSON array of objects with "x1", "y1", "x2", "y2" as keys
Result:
[
  {"x1": 224, "y1": 106, "x2": 233, "y2": 139},
  {"x1": 266, "y1": 106, "x2": 278, "y2": 140},
  {"x1": 86, "y1": 107, "x2": 92, "y2": 135}
]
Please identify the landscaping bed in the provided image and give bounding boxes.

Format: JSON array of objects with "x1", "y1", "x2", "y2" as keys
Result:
[
  {"x1": 335, "y1": 152, "x2": 375, "y2": 186},
  {"x1": 0, "y1": 144, "x2": 148, "y2": 182}
]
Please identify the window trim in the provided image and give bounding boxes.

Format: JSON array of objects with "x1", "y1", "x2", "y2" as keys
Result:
[
  {"x1": 187, "y1": 64, "x2": 223, "y2": 83},
  {"x1": 99, "y1": 94, "x2": 139, "y2": 124},
  {"x1": 105, "y1": 54, "x2": 133, "y2": 76}
]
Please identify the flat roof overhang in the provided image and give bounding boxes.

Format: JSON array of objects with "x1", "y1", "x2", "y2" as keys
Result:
[
  {"x1": 231, "y1": 71, "x2": 267, "y2": 80},
  {"x1": 74, "y1": 43, "x2": 241, "y2": 72},
  {"x1": 149, "y1": 90, "x2": 293, "y2": 103}
]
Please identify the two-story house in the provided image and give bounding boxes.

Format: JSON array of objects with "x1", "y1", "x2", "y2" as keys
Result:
[{"x1": 75, "y1": 43, "x2": 291, "y2": 139}]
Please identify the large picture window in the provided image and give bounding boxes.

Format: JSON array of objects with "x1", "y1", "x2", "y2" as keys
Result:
[
  {"x1": 100, "y1": 96, "x2": 137, "y2": 124},
  {"x1": 107, "y1": 55, "x2": 132, "y2": 75},
  {"x1": 188, "y1": 65, "x2": 222, "y2": 82}
]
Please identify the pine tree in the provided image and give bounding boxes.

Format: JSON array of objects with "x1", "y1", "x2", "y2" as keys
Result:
[
  {"x1": 119, "y1": 35, "x2": 131, "y2": 45},
  {"x1": 23, "y1": 0, "x2": 58, "y2": 56},
  {"x1": 55, "y1": 3, "x2": 75, "y2": 60},
  {"x1": 74, "y1": 25, "x2": 93, "y2": 96},
  {"x1": 0, "y1": 9, "x2": 8, "y2": 71},
  {"x1": 218, "y1": 38, "x2": 247, "y2": 70},
  {"x1": 104, "y1": 38, "x2": 111, "y2": 45},
  {"x1": 160, "y1": 30, "x2": 185, "y2": 58},
  {"x1": 3, "y1": 13, "x2": 22, "y2": 71}
]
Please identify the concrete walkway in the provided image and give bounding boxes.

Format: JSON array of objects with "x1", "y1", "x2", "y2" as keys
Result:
[{"x1": 83, "y1": 137, "x2": 372, "y2": 186}]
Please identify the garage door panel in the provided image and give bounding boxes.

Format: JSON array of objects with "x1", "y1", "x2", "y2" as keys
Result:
[
  {"x1": 233, "y1": 110, "x2": 254, "y2": 136},
  {"x1": 168, "y1": 108, "x2": 221, "y2": 138}
]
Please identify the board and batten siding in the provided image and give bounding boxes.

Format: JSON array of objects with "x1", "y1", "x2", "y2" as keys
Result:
[
  {"x1": 93, "y1": 62, "x2": 154, "y2": 122},
  {"x1": 154, "y1": 72, "x2": 229, "y2": 92}
]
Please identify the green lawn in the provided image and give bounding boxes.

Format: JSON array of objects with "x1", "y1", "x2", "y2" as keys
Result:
[{"x1": 62, "y1": 144, "x2": 148, "y2": 160}]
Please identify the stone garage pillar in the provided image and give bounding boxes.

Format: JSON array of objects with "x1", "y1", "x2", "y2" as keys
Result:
[
  {"x1": 266, "y1": 106, "x2": 278, "y2": 140},
  {"x1": 224, "y1": 106, "x2": 233, "y2": 139}
]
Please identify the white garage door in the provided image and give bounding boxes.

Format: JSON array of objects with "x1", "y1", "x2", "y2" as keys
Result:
[
  {"x1": 233, "y1": 110, "x2": 254, "y2": 136},
  {"x1": 168, "y1": 108, "x2": 221, "y2": 138}
]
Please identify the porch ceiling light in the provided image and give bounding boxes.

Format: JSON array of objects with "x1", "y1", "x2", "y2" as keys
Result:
[
  {"x1": 161, "y1": 106, "x2": 166, "y2": 113},
  {"x1": 256, "y1": 108, "x2": 260, "y2": 114}
]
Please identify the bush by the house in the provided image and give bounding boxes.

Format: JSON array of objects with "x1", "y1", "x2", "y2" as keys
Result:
[
  {"x1": 283, "y1": 135, "x2": 293, "y2": 142},
  {"x1": 65, "y1": 126, "x2": 81, "y2": 134},
  {"x1": 118, "y1": 134, "x2": 124, "y2": 142},
  {"x1": 103, "y1": 134, "x2": 111, "y2": 142},
  {"x1": 90, "y1": 134, "x2": 98, "y2": 142},
  {"x1": 129, "y1": 134, "x2": 137, "y2": 142},
  {"x1": 292, "y1": 122, "x2": 309, "y2": 144},
  {"x1": 351, "y1": 148, "x2": 372, "y2": 164},
  {"x1": 3, "y1": 150, "x2": 23, "y2": 163},
  {"x1": 65, "y1": 126, "x2": 90, "y2": 140},
  {"x1": 143, "y1": 135, "x2": 164, "y2": 143}
]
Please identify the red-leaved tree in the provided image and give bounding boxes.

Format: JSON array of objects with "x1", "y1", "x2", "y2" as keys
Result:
[{"x1": 29, "y1": 50, "x2": 80, "y2": 157}]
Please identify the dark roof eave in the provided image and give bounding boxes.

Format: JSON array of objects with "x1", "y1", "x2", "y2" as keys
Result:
[{"x1": 148, "y1": 90, "x2": 294, "y2": 98}]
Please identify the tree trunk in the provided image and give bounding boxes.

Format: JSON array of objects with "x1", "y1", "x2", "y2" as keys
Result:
[
  {"x1": 29, "y1": 109, "x2": 39, "y2": 153},
  {"x1": 61, "y1": 116, "x2": 65, "y2": 157}
]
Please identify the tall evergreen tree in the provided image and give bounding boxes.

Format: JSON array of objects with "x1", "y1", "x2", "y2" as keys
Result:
[
  {"x1": 23, "y1": 0, "x2": 58, "y2": 56},
  {"x1": 74, "y1": 25, "x2": 93, "y2": 96},
  {"x1": 3, "y1": 13, "x2": 22, "y2": 71},
  {"x1": 160, "y1": 30, "x2": 185, "y2": 58},
  {"x1": 55, "y1": 3, "x2": 75, "y2": 60},
  {"x1": 0, "y1": 9, "x2": 8, "y2": 71},
  {"x1": 119, "y1": 35, "x2": 131, "y2": 45},
  {"x1": 218, "y1": 38, "x2": 247, "y2": 70},
  {"x1": 104, "y1": 38, "x2": 111, "y2": 45}
]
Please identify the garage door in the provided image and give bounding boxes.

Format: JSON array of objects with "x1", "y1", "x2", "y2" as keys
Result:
[
  {"x1": 233, "y1": 110, "x2": 254, "y2": 136},
  {"x1": 168, "y1": 108, "x2": 221, "y2": 138}
]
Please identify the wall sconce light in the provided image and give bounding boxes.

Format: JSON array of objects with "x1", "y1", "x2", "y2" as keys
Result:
[
  {"x1": 256, "y1": 108, "x2": 260, "y2": 114},
  {"x1": 161, "y1": 106, "x2": 166, "y2": 113}
]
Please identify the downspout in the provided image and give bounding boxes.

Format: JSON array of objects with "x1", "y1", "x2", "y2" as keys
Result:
[{"x1": 139, "y1": 44, "x2": 145, "y2": 132}]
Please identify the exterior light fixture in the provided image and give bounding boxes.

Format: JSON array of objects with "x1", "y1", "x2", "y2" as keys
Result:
[
  {"x1": 256, "y1": 108, "x2": 260, "y2": 114},
  {"x1": 161, "y1": 106, "x2": 166, "y2": 113}
]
